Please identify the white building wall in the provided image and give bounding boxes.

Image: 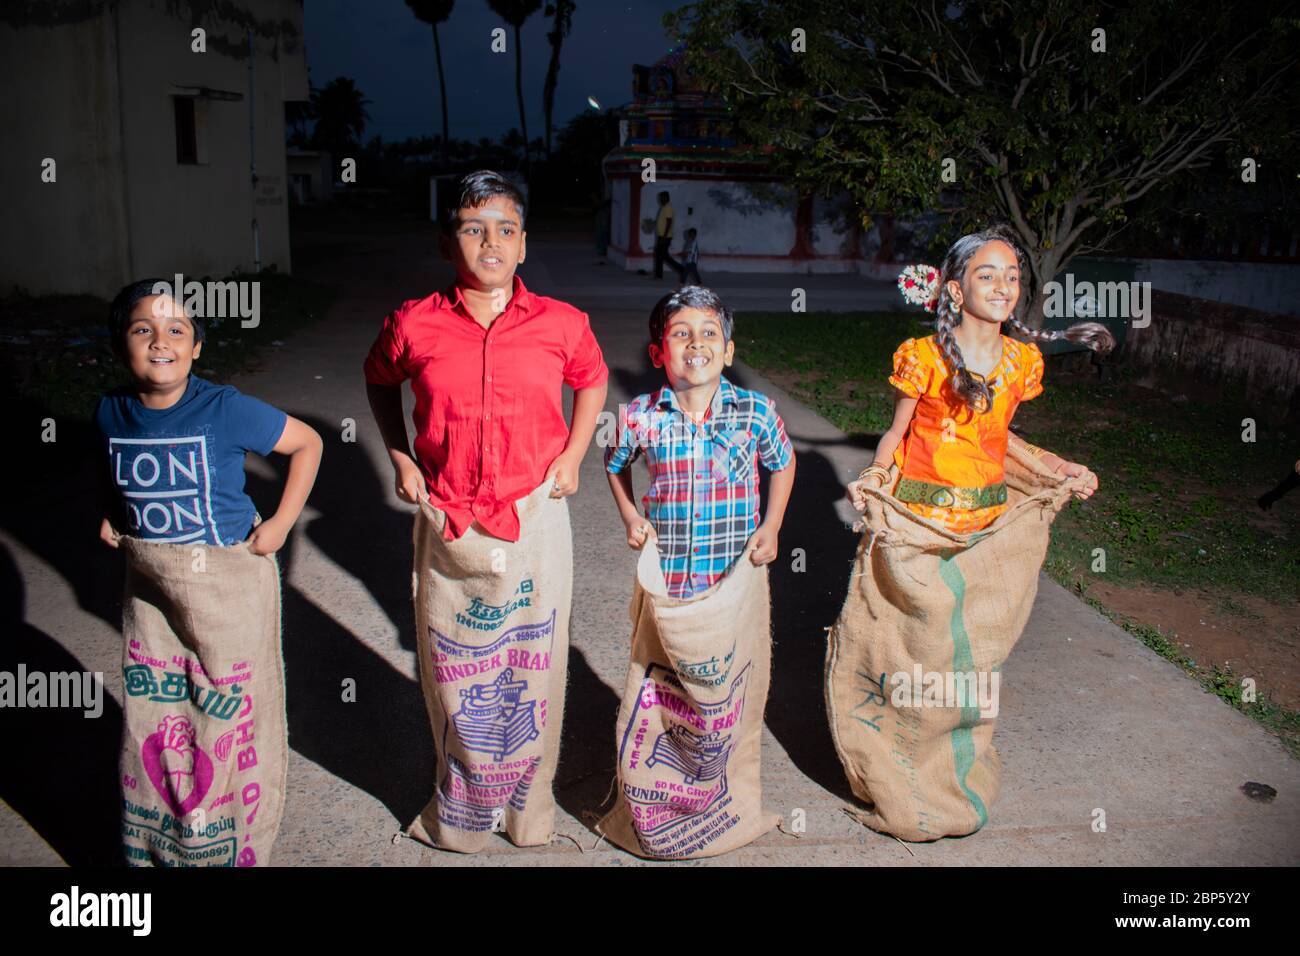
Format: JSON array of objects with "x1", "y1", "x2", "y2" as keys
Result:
[
  {"x1": 116, "y1": 0, "x2": 301, "y2": 283},
  {"x1": 810, "y1": 194, "x2": 858, "y2": 257},
  {"x1": 0, "y1": 0, "x2": 306, "y2": 297},
  {"x1": 1129, "y1": 258, "x2": 1300, "y2": 316},
  {"x1": 644, "y1": 180, "x2": 795, "y2": 257},
  {"x1": 607, "y1": 175, "x2": 865, "y2": 274},
  {"x1": 610, "y1": 177, "x2": 630, "y2": 252},
  {"x1": 0, "y1": 8, "x2": 131, "y2": 295}
]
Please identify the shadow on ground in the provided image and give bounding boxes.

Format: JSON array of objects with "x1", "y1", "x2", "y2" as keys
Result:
[
  {"x1": 0, "y1": 543, "x2": 124, "y2": 866},
  {"x1": 245, "y1": 416, "x2": 435, "y2": 828}
]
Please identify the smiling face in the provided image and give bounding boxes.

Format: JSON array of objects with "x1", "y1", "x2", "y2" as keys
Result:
[
  {"x1": 123, "y1": 295, "x2": 201, "y2": 392},
  {"x1": 442, "y1": 195, "x2": 526, "y2": 291},
  {"x1": 649, "y1": 307, "x2": 735, "y2": 391},
  {"x1": 948, "y1": 239, "x2": 1021, "y2": 326}
]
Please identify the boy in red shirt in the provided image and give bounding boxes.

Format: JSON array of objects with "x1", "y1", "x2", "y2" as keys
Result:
[
  {"x1": 364, "y1": 171, "x2": 608, "y2": 531},
  {"x1": 363, "y1": 170, "x2": 608, "y2": 851}
]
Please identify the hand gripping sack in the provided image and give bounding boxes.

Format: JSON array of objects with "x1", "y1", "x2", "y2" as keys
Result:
[
  {"x1": 408, "y1": 482, "x2": 572, "y2": 853},
  {"x1": 825, "y1": 442, "x2": 1081, "y2": 841},
  {"x1": 118, "y1": 537, "x2": 287, "y2": 867},
  {"x1": 597, "y1": 541, "x2": 779, "y2": 859}
]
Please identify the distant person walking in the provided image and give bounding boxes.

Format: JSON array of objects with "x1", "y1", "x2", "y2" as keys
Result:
[
  {"x1": 679, "y1": 227, "x2": 702, "y2": 286},
  {"x1": 652, "y1": 190, "x2": 680, "y2": 281}
]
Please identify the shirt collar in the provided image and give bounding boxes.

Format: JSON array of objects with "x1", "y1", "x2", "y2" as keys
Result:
[
  {"x1": 655, "y1": 375, "x2": 738, "y2": 418},
  {"x1": 444, "y1": 273, "x2": 534, "y2": 320}
]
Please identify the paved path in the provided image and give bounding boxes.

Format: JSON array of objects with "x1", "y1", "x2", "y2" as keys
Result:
[{"x1": 4, "y1": 226, "x2": 1297, "y2": 866}]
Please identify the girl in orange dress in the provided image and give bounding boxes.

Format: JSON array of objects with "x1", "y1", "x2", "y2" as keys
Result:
[{"x1": 847, "y1": 225, "x2": 1114, "y2": 531}]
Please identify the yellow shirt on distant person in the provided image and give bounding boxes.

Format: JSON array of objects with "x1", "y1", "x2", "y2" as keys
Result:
[{"x1": 656, "y1": 202, "x2": 674, "y2": 238}]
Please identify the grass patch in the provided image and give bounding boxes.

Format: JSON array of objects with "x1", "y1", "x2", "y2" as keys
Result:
[{"x1": 736, "y1": 310, "x2": 932, "y2": 435}]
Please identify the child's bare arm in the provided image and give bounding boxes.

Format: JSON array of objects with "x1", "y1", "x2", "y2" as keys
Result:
[
  {"x1": 749, "y1": 456, "x2": 796, "y2": 565},
  {"x1": 847, "y1": 391, "x2": 917, "y2": 511},
  {"x1": 1007, "y1": 433, "x2": 1098, "y2": 500},
  {"x1": 869, "y1": 392, "x2": 918, "y2": 469},
  {"x1": 546, "y1": 380, "x2": 609, "y2": 497},
  {"x1": 607, "y1": 467, "x2": 654, "y2": 549},
  {"x1": 366, "y1": 382, "x2": 425, "y2": 503},
  {"x1": 247, "y1": 416, "x2": 323, "y2": 556},
  {"x1": 98, "y1": 458, "x2": 122, "y2": 548},
  {"x1": 99, "y1": 516, "x2": 121, "y2": 548}
]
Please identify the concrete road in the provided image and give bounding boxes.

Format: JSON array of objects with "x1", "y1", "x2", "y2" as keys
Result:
[{"x1": 3, "y1": 226, "x2": 1296, "y2": 866}]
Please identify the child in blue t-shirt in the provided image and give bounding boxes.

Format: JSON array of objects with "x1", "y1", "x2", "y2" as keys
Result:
[{"x1": 95, "y1": 279, "x2": 322, "y2": 552}]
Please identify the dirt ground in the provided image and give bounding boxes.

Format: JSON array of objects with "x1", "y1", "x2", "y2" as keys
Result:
[{"x1": 1087, "y1": 581, "x2": 1300, "y2": 711}]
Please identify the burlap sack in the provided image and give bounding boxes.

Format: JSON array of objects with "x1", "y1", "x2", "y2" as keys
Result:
[
  {"x1": 117, "y1": 537, "x2": 287, "y2": 867},
  {"x1": 826, "y1": 442, "x2": 1081, "y2": 841},
  {"x1": 408, "y1": 482, "x2": 572, "y2": 853},
  {"x1": 597, "y1": 541, "x2": 779, "y2": 859}
]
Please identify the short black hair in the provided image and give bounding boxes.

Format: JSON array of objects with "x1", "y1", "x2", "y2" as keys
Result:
[
  {"x1": 685, "y1": 227, "x2": 697, "y2": 237},
  {"x1": 648, "y1": 286, "x2": 734, "y2": 345},
  {"x1": 439, "y1": 169, "x2": 526, "y2": 236},
  {"x1": 108, "y1": 278, "x2": 204, "y2": 353}
]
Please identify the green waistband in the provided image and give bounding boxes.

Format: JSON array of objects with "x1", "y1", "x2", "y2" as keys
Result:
[{"x1": 894, "y1": 477, "x2": 1008, "y2": 510}]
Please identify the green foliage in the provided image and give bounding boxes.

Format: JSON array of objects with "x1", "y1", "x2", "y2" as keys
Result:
[
  {"x1": 667, "y1": 1, "x2": 1300, "y2": 318},
  {"x1": 311, "y1": 77, "x2": 372, "y2": 159}
]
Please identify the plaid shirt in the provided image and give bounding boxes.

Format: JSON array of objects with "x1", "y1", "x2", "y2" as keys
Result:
[{"x1": 605, "y1": 377, "x2": 794, "y2": 599}]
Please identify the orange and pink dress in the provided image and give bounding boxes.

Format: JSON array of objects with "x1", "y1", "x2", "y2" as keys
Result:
[{"x1": 887, "y1": 334, "x2": 1044, "y2": 533}]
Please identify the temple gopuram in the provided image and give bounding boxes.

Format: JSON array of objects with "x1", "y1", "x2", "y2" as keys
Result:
[{"x1": 602, "y1": 45, "x2": 871, "y2": 275}]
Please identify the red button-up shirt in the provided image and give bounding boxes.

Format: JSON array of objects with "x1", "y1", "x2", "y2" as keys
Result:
[{"x1": 363, "y1": 275, "x2": 608, "y2": 541}]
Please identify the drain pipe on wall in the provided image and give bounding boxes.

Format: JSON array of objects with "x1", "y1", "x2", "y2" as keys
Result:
[{"x1": 247, "y1": 27, "x2": 261, "y2": 273}]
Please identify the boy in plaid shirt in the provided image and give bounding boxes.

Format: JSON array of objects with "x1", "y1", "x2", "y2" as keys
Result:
[{"x1": 606, "y1": 287, "x2": 796, "y2": 598}]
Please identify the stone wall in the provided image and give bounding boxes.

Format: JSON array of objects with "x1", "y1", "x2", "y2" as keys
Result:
[{"x1": 1123, "y1": 290, "x2": 1300, "y2": 423}]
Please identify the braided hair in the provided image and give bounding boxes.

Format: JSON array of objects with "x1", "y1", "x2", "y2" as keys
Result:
[{"x1": 934, "y1": 224, "x2": 1115, "y2": 414}]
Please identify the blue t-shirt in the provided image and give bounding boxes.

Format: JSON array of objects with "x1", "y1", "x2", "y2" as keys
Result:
[{"x1": 94, "y1": 376, "x2": 288, "y2": 546}]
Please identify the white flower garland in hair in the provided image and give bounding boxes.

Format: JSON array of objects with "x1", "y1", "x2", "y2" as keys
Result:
[{"x1": 897, "y1": 264, "x2": 940, "y2": 312}]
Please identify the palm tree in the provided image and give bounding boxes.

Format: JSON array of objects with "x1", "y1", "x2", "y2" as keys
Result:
[
  {"x1": 285, "y1": 99, "x2": 314, "y2": 148},
  {"x1": 405, "y1": 0, "x2": 455, "y2": 167},
  {"x1": 310, "y1": 77, "x2": 371, "y2": 162},
  {"x1": 541, "y1": 1, "x2": 575, "y2": 161},
  {"x1": 486, "y1": 0, "x2": 542, "y2": 172}
]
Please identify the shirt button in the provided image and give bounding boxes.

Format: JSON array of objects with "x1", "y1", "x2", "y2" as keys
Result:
[
  {"x1": 485, "y1": 413, "x2": 490, "y2": 419},
  {"x1": 694, "y1": 512, "x2": 701, "y2": 518}
]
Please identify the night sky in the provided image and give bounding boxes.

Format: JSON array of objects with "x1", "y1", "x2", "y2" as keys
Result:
[{"x1": 303, "y1": 0, "x2": 686, "y2": 144}]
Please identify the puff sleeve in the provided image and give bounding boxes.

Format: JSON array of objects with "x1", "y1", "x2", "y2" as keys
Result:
[
  {"x1": 888, "y1": 338, "x2": 931, "y2": 399},
  {"x1": 1020, "y1": 341, "x2": 1045, "y2": 401}
]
